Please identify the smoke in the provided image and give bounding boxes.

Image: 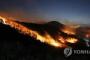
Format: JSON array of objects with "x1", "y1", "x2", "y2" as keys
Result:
[
  {"x1": 0, "y1": 9, "x2": 47, "y2": 23},
  {"x1": 0, "y1": 0, "x2": 47, "y2": 23}
]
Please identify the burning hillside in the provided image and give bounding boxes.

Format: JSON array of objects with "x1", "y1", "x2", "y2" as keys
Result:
[{"x1": 0, "y1": 16, "x2": 90, "y2": 48}]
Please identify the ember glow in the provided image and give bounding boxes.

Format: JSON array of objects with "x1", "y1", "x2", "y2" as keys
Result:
[
  {"x1": 61, "y1": 26, "x2": 76, "y2": 35},
  {"x1": 1, "y1": 16, "x2": 89, "y2": 48},
  {"x1": 85, "y1": 30, "x2": 90, "y2": 38},
  {"x1": 66, "y1": 37, "x2": 78, "y2": 43}
]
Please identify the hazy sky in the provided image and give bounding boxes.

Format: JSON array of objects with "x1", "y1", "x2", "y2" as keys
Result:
[{"x1": 0, "y1": 0, "x2": 90, "y2": 24}]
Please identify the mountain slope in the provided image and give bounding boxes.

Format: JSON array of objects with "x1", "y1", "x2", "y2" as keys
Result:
[
  {"x1": 0, "y1": 23, "x2": 65, "y2": 60},
  {"x1": 0, "y1": 21, "x2": 90, "y2": 60}
]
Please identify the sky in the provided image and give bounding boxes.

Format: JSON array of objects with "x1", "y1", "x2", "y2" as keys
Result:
[{"x1": 0, "y1": 0, "x2": 90, "y2": 24}]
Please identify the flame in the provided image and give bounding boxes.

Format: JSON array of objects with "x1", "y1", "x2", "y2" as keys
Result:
[
  {"x1": 58, "y1": 36, "x2": 66, "y2": 43},
  {"x1": 0, "y1": 16, "x2": 79, "y2": 48},
  {"x1": 61, "y1": 26, "x2": 76, "y2": 35},
  {"x1": 0, "y1": 16, "x2": 67, "y2": 48},
  {"x1": 66, "y1": 37, "x2": 78, "y2": 43}
]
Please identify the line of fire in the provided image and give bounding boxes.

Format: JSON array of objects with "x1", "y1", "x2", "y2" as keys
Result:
[{"x1": 0, "y1": 16, "x2": 90, "y2": 48}]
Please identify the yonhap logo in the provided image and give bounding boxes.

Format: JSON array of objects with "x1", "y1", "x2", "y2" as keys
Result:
[
  {"x1": 64, "y1": 47, "x2": 90, "y2": 57},
  {"x1": 64, "y1": 47, "x2": 72, "y2": 57}
]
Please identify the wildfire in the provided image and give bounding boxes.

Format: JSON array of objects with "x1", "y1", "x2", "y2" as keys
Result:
[
  {"x1": 66, "y1": 37, "x2": 78, "y2": 43},
  {"x1": 61, "y1": 26, "x2": 76, "y2": 35},
  {"x1": 58, "y1": 36, "x2": 66, "y2": 43},
  {"x1": 0, "y1": 16, "x2": 79, "y2": 48}
]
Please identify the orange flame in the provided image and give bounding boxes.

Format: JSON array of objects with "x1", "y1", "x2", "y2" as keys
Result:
[
  {"x1": 0, "y1": 16, "x2": 79, "y2": 48},
  {"x1": 66, "y1": 37, "x2": 78, "y2": 43},
  {"x1": 61, "y1": 26, "x2": 76, "y2": 35}
]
